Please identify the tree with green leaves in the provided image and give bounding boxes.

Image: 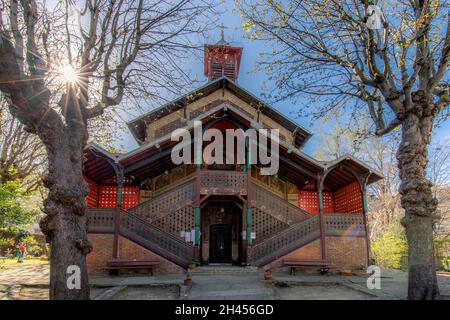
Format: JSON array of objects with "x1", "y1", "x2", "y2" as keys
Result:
[
  {"x1": 0, "y1": 0, "x2": 215, "y2": 299},
  {"x1": 238, "y1": 0, "x2": 450, "y2": 299},
  {"x1": 0, "y1": 179, "x2": 37, "y2": 230}
]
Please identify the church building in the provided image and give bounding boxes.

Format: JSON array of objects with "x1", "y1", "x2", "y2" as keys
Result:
[{"x1": 83, "y1": 36, "x2": 382, "y2": 274}]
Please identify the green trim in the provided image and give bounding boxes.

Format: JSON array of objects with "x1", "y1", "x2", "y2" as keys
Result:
[
  {"x1": 117, "y1": 187, "x2": 123, "y2": 208},
  {"x1": 246, "y1": 208, "x2": 252, "y2": 245},
  {"x1": 362, "y1": 190, "x2": 368, "y2": 213},
  {"x1": 318, "y1": 190, "x2": 323, "y2": 211},
  {"x1": 195, "y1": 150, "x2": 201, "y2": 168},
  {"x1": 195, "y1": 207, "x2": 201, "y2": 245}
]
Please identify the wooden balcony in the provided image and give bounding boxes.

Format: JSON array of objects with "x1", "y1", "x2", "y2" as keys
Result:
[{"x1": 199, "y1": 170, "x2": 247, "y2": 196}]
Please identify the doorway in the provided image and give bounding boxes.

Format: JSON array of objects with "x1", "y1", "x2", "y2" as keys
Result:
[{"x1": 209, "y1": 224, "x2": 232, "y2": 264}]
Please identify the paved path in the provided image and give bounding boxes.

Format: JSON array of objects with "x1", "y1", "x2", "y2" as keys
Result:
[
  {"x1": 272, "y1": 269, "x2": 450, "y2": 299},
  {"x1": 0, "y1": 263, "x2": 49, "y2": 300},
  {"x1": 1, "y1": 263, "x2": 449, "y2": 299},
  {"x1": 0, "y1": 263, "x2": 49, "y2": 286},
  {"x1": 187, "y1": 273, "x2": 274, "y2": 300}
]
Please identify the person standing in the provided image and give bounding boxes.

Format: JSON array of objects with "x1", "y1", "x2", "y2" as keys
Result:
[{"x1": 17, "y1": 242, "x2": 26, "y2": 263}]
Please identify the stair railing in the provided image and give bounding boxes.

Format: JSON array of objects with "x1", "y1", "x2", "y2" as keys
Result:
[
  {"x1": 128, "y1": 179, "x2": 195, "y2": 223},
  {"x1": 250, "y1": 215, "x2": 320, "y2": 266},
  {"x1": 251, "y1": 182, "x2": 311, "y2": 225}
]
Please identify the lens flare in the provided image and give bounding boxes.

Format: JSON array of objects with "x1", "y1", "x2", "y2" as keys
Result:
[{"x1": 59, "y1": 64, "x2": 79, "y2": 83}]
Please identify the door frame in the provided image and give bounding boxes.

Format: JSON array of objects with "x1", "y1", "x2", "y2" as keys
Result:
[{"x1": 209, "y1": 224, "x2": 233, "y2": 264}]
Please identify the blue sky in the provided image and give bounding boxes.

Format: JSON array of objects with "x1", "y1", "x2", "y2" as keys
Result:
[{"x1": 114, "y1": 1, "x2": 450, "y2": 156}]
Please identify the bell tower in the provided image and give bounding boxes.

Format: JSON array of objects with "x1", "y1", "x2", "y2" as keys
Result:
[{"x1": 204, "y1": 26, "x2": 243, "y2": 82}]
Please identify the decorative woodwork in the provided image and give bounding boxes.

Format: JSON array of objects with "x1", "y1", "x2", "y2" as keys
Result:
[
  {"x1": 323, "y1": 213, "x2": 365, "y2": 236},
  {"x1": 200, "y1": 170, "x2": 247, "y2": 195},
  {"x1": 129, "y1": 179, "x2": 195, "y2": 224},
  {"x1": 250, "y1": 215, "x2": 320, "y2": 265},
  {"x1": 251, "y1": 207, "x2": 290, "y2": 244},
  {"x1": 87, "y1": 208, "x2": 194, "y2": 266},
  {"x1": 251, "y1": 183, "x2": 310, "y2": 224}
]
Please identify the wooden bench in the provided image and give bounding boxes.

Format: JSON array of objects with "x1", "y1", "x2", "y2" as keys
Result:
[
  {"x1": 283, "y1": 259, "x2": 331, "y2": 275},
  {"x1": 106, "y1": 259, "x2": 160, "y2": 276}
]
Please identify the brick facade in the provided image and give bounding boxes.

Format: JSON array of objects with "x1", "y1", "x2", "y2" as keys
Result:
[
  {"x1": 263, "y1": 239, "x2": 322, "y2": 270},
  {"x1": 325, "y1": 236, "x2": 368, "y2": 268},
  {"x1": 87, "y1": 234, "x2": 184, "y2": 274},
  {"x1": 264, "y1": 235, "x2": 368, "y2": 271}
]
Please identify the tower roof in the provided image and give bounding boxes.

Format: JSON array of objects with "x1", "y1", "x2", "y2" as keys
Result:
[{"x1": 204, "y1": 27, "x2": 242, "y2": 81}]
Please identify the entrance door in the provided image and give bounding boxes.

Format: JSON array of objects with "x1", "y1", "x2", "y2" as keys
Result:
[{"x1": 209, "y1": 224, "x2": 232, "y2": 263}]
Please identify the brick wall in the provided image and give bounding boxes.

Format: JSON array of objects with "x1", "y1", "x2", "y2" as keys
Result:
[
  {"x1": 325, "y1": 236, "x2": 367, "y2": 268},
  {"x1": 263, "y1": 235, "x2": 368, "y2": 271},
  {"x1": 87, "y1": 234, "x2": 184, "y2": 275},
  {"x1": 263, "y1": 239, "x2": 322, "y2": 270}
]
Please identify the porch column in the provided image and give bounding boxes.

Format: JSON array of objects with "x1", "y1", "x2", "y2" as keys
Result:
[
  {"x1": 113, "y1": 165, "x2": 123, "y2": 260},
  {"x1": 317, "y1": 176, "x2": 326, "y2": 260},
  {"x1": 194, "y1": 144, "x2": 202, "y2": 261},
  {"x1": 245, "y1": 148, "x2": 253, "y2": 250},
  {"x1": 360, "y1": 177, "x2": 371, "y2": 266}
]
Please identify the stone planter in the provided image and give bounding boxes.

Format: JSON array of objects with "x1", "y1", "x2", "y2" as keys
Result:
[{"x1": 188, "y1": 263, "x2": 196, "y2": 269}]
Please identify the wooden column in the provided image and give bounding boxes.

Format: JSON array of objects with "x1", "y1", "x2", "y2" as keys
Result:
[
  {"x1": 245, "y1": 148, "x2": 253, "y2": 250},
  {"x1": 241, "y1": 199, "x2": 248, "y2": 264},
  {"x1": 194, "y1": 138, "x2": 202, "y2": 261},
  {"x1": 317, "y1": 176, "x2": 326, "y2": 260},
  {"x1": 360, "y1": 175, "x2": 371, "y2": 266},
  {"x1": 113, "y1": 165, "x2": 123, "y2": 260}
]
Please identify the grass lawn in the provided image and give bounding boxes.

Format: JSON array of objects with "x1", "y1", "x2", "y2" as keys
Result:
[{"x1": 0, "y1": 257, "x2": 48, "y2": 269}]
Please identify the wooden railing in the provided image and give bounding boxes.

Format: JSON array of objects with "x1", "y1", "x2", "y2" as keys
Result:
[
  {"x1": 87, "y1": 208, "x2": 116, "y2": 233},
  {"x1": 200, "y1": 170, "x2": 247, "y2": 195},
  {"x1": 250, "y1": 215, "x2": 320, "y2": 266},
  {"x1": 87, "y1": 208, "x2": 194, "y2": 267},
  {"x1": 251, "y1": 183, "x2": 311, "y2": 225},
  {"x1": 120, "y1": 211, "x2": 194, "y2": 266},
  {"x1": 129, "y1": 179, "x2": 195, "y2": 223},
  {"x1": 324, "y1": 213, "x2": 366, "y2": 236}
]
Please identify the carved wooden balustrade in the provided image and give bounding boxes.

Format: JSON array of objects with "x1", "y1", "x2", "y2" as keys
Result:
[
  {"x1": 199, "y1": 170, "x2": 247, "y2": 195},
  {"x1": 87, "y1": 208, "x2": 116, "y2": 233},
  {"x1": 251, "y1": 183, "x2": 311, "y2": 225},
  {"x1": 129, "y1": 179, "x2": 196, "y2": 223},
  {"x1": 250, "y1": 215, "x2": 320, "y2": 266},
  {"x1": 324, "y1": 213, "x2": 366, "y2": 237},
  {"x1": 87, "y1": 208, "x2": 194, "y2": 267},
  {"x1": 120, "y1": 211, "x2": 194, "y2": 267}
]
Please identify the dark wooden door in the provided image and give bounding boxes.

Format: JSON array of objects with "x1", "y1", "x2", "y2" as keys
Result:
[{"x1": 209, "y1": 224, "x2": 232, "y2": 263}]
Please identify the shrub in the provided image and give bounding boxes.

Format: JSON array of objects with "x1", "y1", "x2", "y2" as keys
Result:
[
  {"x1": 371, "y1": 229, "x2": 407, "y2": 269},
  {"x1": 0, "y1": 237, "x2": 15, "y2": 255}
]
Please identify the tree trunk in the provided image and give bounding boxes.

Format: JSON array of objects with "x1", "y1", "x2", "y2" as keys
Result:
[
  {"x1": 39, "y1": 128, "x2": 92, "y2": 300},
  {"x1": 397, "y1": 112, "x2": 439, "y2": 300}
]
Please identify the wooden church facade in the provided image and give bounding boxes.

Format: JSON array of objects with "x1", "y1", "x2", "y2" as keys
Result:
[{"x1": 83, "y1": 40, "x2": 382, "y2": 274}]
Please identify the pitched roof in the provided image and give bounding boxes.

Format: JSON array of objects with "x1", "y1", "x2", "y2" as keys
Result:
[{"x1": 127, "y1": 77, "x2": 312, "y2": 148}]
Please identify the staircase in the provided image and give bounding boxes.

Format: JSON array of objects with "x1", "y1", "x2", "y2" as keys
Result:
[
  {"x1": 87, "y1": 208, "x2": 194, "y2": 268},
  {"x1": 190, "y1": 266, "x2": 258, "y2": 274},
  {"x1": 87, "y1": 174, "x2": 364, "y2": 270},
  {"x1": 128, "y1": 179, "x2": 195, "y2": 224},
  {"x1": 252, "y1": 183, "x2": 310, "y2": 225},
  {"x1": 250, "y1": 215, "x2": 320, "y2": 267}
]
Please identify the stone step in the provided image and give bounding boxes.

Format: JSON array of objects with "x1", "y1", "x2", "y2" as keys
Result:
[{"x1": 190, "y1": 266, "x2": 259, "y2": 274}]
